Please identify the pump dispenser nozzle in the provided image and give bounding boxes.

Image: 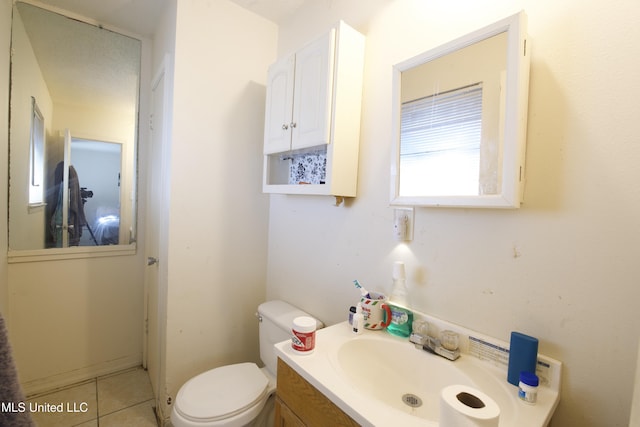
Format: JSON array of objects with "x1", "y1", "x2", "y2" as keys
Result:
[
  {"x1": 393, "y1": 261, "x2": 406, "y2": 280},
  {"x1": 390, "y1": 262, "x2": 408, "y2": 306}
]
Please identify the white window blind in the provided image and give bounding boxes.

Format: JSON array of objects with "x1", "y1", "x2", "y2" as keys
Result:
[{"x1": 399, "y1": 83, "x2": 483, "y2": 196}]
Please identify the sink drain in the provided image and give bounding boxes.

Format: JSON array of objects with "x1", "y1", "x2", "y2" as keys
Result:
[{"x1": 402, "y1": 393, "x2": 423, "y2": 408}]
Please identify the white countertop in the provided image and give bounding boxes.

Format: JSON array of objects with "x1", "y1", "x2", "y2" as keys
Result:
[{"x1": 275, "y1": 321, "x2": 560, "y2": 427}]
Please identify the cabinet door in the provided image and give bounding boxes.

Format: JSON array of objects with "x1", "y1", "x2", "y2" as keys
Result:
[
  {"x1": 274, "y1": 397, "x2": 305, "y2": 427},
  {"x1": 291, "y1": 28, "x2": 336, "y2": 151},
  {"x1": 264, "y1": 55, "x2": 295, "y2": 154}
]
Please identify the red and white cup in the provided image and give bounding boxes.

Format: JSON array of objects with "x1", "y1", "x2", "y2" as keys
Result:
[
  {"x1": 360, "y1": 291, "x2": 392, "y2": 330},
  {"x1": 291, "y1": 316, "x2": 316, "y2": 354}
]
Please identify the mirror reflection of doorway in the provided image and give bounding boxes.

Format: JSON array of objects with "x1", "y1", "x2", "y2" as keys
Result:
[
  {"x1": 45, "y1": 136, "x2": 122, "y2": 247},
  {"x1": 72, "y1": 138, "x2": 122, "y2": 246}
]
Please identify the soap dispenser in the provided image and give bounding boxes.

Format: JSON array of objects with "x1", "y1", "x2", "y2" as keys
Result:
[{"x1": 387, "y1": 261, "x2": 413, "y2": 337}]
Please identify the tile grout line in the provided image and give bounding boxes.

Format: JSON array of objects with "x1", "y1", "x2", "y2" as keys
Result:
[
  {"x1": 96, "y1": 368, "x2": 155, "y2": 424},
  {"x1": 30, "y1": 367, "x2": 154, "y2": 426},
  {"x1": 26, "y1": 378, "x2": 96, "y2": 400}
]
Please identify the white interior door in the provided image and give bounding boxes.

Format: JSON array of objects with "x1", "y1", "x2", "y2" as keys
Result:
[{"x1": 145, "y1": 55, "x2": 171, "y2": 421}]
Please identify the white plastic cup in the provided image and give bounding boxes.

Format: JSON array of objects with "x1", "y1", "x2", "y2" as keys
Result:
[{"x1": 291, "y1": 316, "x2": 316, "y2": 354}]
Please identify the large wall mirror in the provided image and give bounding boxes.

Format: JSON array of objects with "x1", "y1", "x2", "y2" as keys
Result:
[
  {"x1": 8, "y1": 1, "x2": 140, "y2": 256},
  {"x1": 391, "y1": 12, "x2": 530, "y2": 208}
]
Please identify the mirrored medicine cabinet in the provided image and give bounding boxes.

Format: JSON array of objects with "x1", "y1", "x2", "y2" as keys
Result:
[
  {"x1": 390, "y1": 11, "x2": 530, "y2": 208},
  {"x1": 8, "y1": 2, "x2": 141, "y2": 260}
]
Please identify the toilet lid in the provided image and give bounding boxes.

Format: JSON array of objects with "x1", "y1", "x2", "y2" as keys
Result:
[{"x1": 175, "y1": 362, "x2": 269, "y2": 422}]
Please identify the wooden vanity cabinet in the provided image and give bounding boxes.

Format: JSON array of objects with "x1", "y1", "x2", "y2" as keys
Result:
[{"x1": 275, "y1": 358, "x2": 359, "y2": 427}]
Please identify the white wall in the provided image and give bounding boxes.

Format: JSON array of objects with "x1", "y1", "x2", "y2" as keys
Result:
[
  {"x1": 7, "y1": 256, "x2": 145, "y2": 394},
  {"x1": 163, "y1": 0, "x2": 276, "y2": 405},
  {"x1": 267, "y1": 1, "x2": 640, "y2": 426}
]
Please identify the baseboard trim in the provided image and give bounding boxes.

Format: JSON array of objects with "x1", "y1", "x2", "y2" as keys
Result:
[{"x1": 23, "y1": 356, "x2": 141, "y2": 397}]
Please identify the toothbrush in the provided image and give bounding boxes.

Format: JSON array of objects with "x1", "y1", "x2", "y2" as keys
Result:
[{"x1": 353, "y1": 280, "x2": 369, "y2": 297}]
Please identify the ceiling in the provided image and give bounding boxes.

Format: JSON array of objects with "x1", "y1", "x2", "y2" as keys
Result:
[
  {"x1": 20, "y1": 0, "x2": 168, "y2": 37},
  {"x1": 27, "y1": 0, "x2": 310, "y2": 36},
  {"x1": 12, "y1": 0, "x2": 308, "y2": 117},
  {"x1": 228, "y1": 0, "x2": 311, "y2": 25},
  {"x1": 16, "y1": 2, "x2": 141, "y2": 113}
]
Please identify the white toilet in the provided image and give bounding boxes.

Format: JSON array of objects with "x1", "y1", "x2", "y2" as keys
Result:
[{"x1": 170, "y1": 300, "x2": 323, "y2": 427}]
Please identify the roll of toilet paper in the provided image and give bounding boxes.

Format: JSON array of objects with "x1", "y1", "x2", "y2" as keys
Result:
[{"x1": 439, "y1": 385, "x2": 500, "y2": 427}]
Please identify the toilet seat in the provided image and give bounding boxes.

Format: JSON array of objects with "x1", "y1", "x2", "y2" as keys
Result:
[{"x1": 174, "y1": 362, "x2": 270, "y2": 423}]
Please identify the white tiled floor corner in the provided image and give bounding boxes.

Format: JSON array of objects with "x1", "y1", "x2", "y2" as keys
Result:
[{"x1": 26, "y1": 367, "x2": 157, "y2": 427}]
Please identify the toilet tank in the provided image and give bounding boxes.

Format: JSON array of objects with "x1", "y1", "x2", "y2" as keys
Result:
[{"x1": 257, "y1": 300, "x2": 323, "y2": 375}]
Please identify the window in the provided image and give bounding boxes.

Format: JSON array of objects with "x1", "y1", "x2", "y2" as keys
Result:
[
  {"x1": 29, "y1": 97, "x2": 45, "y2": 205},
  {"x1": 399, "y1": 83, "x2": 483, "y2": 197}
]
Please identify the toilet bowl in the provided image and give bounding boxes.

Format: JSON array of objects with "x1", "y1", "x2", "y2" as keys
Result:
[
  {"x1": 170, "y1": 301, "x2": 323, "y2": 427},
  {"x1": 171, "y1": 363, "x2": 275, "y2": 427}
]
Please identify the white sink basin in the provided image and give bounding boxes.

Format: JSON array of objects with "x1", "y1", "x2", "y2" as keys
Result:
[
  {"x1": 333, "y1": 335, "x2": 512, "y2": 422},
  {"x1": 275, "y1": 321, "x2": 560, "y2": 427}
]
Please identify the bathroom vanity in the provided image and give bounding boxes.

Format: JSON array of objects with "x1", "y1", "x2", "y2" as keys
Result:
[
  {"x1": 275, "y1": 358, "x2": 358, "y2": 426},
  {"x1": 274, "y1": 321, "x2": 561, "y2": 427}
]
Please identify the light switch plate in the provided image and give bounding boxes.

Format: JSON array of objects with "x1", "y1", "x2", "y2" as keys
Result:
[{"x1": 393, "y1": 207, "x2": 414, "y2": 241}]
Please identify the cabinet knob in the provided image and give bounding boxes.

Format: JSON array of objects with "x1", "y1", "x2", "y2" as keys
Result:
[
  {"x1": 282, "y1": 124, "x2": 289, "y2": 130},
  {"x1": 290, "y1": 122, "x2": 297, "y2": 128}
]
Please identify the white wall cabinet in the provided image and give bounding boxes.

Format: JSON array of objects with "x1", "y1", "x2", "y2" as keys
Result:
[
  {"x1": 262, "y1": 21, "x2": 365, "y2": 198},
  {"x1": 264, "y1": 30, "x2": 334, "y2": 154}
]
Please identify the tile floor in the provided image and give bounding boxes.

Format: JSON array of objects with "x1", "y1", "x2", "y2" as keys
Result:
[{"x1": 25, "y1": 367, "x2": 157, "y2": 427}]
